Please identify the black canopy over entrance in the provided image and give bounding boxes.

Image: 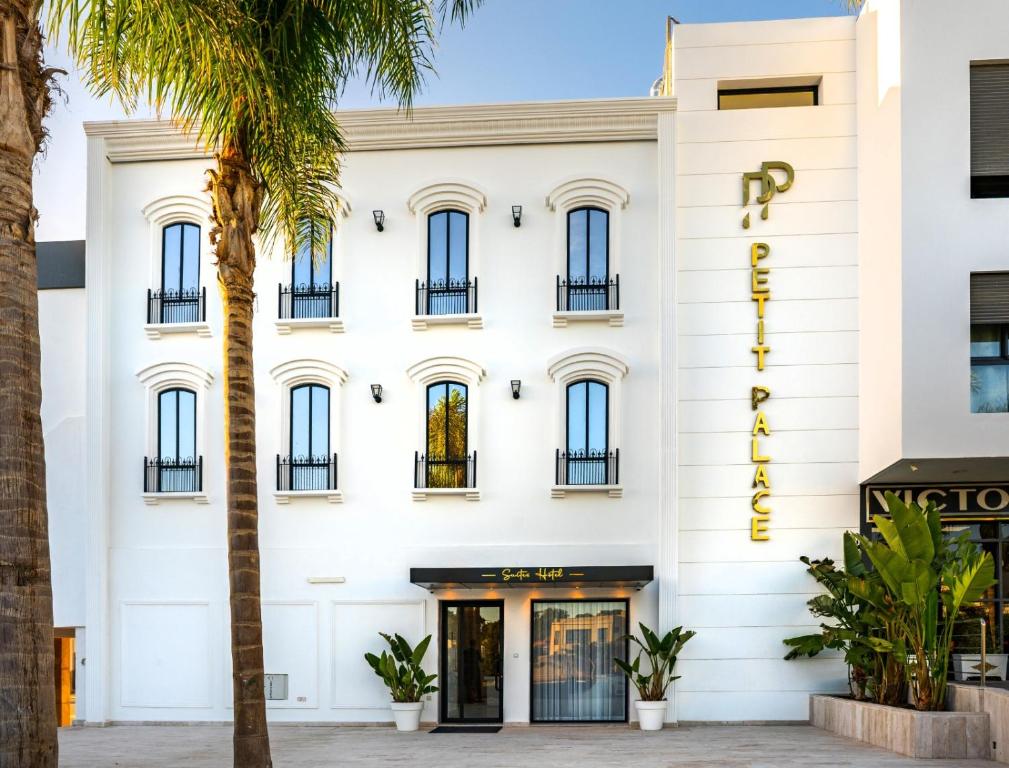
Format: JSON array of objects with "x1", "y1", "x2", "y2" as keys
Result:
[
  {"x1": 410, "y1": 565, "x2": 653, "y2": 591},
  {"x1": 860, "y1": 456, "x2": 1009, "y2": 529}
]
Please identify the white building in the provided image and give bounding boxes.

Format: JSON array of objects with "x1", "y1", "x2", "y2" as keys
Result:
[{"x1": 41, "y1": 1, "x2": 1009, "y2": 727}]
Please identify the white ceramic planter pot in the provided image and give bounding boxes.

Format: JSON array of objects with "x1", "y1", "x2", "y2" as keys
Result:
[
  {"x1": 390, "y1": 701, "x2": 424, "y2": 732},
  {"x1": 635, "y1": 700, "x2": 668, "y2": 731}
]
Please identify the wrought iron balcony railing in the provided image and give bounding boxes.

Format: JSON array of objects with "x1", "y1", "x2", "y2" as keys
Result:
[
  {"x1": 555, "y1": 449, "x2": 619, "y2": 486},
  {"x1": 278, "y1": 282, "x2": 339, "y2": 320},
  {"x1": 144, "y1": 456, "x2": 203, "y2": 493},
  {"x1": 414, "y1": 451, "x2": 477, "y2": 489},
  {"x1": 276, "y1": 453, "x2": 338, "y2": 492},
  {"x1": 415, "y1": 277, "x2": 477, "y2": 316},
  {"x1": 147, "y1": 287, "x2": 206, "y2": 324},
  {"x1": 556, "y1": 275, "x2": 619, "y2": 312}
]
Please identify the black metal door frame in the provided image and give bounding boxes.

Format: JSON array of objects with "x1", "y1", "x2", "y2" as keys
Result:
[{"x1": 438, "y1": 599, "x2": 504, "y2": 724}]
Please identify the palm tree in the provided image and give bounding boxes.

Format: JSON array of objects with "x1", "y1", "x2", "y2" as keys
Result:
[
  {"x1": 0, "y1": 2, "x2": 59, "y2": 766},
  {"x1": 50, "y1": 1, "x2": 480, "y2": 765}
]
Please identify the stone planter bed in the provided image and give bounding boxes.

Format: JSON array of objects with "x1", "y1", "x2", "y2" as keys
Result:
[{"x1": 809, "y1": 693, "x2": 989, "y2": 760}]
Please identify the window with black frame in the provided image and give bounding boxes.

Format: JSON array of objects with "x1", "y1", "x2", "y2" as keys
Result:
[
  {"x1": 152, "y1": 222, "x2": 202, "y2": 324},
  {"x1": 560, "y1": 379, "x2": 613, "y2": 485},
  {"x1": 530, "y1": 599, "x2": 628, "y2": 722},
  {"x1": 281, "y1": 221, "x2": 337, "y2": 319},
  {"x1": 421, "y1": 210, "x2": 473, "y2": 315},
  {"x1": 970, "y1": 62, "x2": 1009, "y2": 199},
  {"x1": 970, "y1": 272, "x2": 1009, "y2": 413},
  {"x1": 148, "y1": 387, "x2": 199, "y2": 492},
  {"x1": 279, "y1": 383, "x2": 334, "y2": 491},
  {"x1": 560, "y1": 207, "x2": 615, "y2": 312},
  {"x1": 420, "y1": 381, "x2": 471, "y2": 488},
  {"x1": 944, "y1": 521, "x2": 1009, "y2": 662}
]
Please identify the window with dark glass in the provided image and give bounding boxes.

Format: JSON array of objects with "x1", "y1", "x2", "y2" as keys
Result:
[
  {"x1": 718, "y1": 85, "x2": 818, "y2": 110},
  {"x1": 424, "y1": 381, "x2": 468, "y2": 488},
  {"x1": 971, "y1": 272, "x2": 1009, "y2": 413},
  {"x1": 564, "y1": 380, "x2": 610, "y2": 484},
  {"x1": 563, "y1": 207, "x2": 611, "y2": 311},
  {"x1": 284, "y1": 220, "x2": 336, "y2": 319},
  {"x1": 152, "y1": 388, "x2": 199, "y2": 492},
  {"x1": 970, "y1": 62, "x2": 1009, "y2": 198},
  {"x1": 942, "y1": 521, "x2": 1008, "y2": 657},
  {"x1": 281, "y1": 383, "x2": 333, "y2": 490},
  {"x1": 423, "y1": 210, "x2": 471, "y2": 315},
  {"x1": 156, "y1": 222, "x2": 202, "y2": 323},
  {"x1": 530, "y1": 599, "x2": 628, "y2": 723}
]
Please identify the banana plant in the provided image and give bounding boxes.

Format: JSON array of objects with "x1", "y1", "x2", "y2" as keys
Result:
[
  {"x1": 614, "y1": 623, "x2": 695, "y2": 701},
  {"x1": 783, "y1": 533, "x2": 896, "y2": 701},
  {"x1": 856, "y1": 492, "x2": 995, "y2": 711},
  {"x1": 364, "y1": 633, "x2": 438, "y2": 703}
]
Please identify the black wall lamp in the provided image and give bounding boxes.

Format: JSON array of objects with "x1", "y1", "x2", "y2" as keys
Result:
[
  {"x1": 511, "y1": 380, "x2": 521, "y2": 399},
  {"x1": 512, "y1": 205, "x2": 522, "y2": 228},
  {"x1": 371, "y1": 384, "x2": 383, "y2": 403},
  {"x1": 372, "y1": 210, "x2": 385, "y2": 232}
]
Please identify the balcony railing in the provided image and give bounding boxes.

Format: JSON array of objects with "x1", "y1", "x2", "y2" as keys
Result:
[
  {"x1": 416, "y1": 278, "x2": 477, "y2": 316},
  {"x1": 278, "y1": 282, "x2": 339, "y2": 320},
  {"x1": 147, "y1": 288, "x2": 206, "y2": 324},
  {"x1": 555, "y1": 449, "x2": 619, "y2": 486},
  {"x1": 277, "y1": 453, "x2": 338, "y2": 492},
  {"x1": 556, "y1": 275, "x2": 619, "y2": 312},
  {"x1": 414, "y1": 451, "x2": 477, "y2": 489},
  {"x1": 144, "y1": 456, "x2": 203, "y2": 493}
]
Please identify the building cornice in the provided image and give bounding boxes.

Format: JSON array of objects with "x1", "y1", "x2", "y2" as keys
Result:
[{"x1": 84, "y1": 97, "x2": 677, "y2": 163}]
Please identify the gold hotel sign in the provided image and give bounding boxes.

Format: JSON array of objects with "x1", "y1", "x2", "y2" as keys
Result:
[{"x1": 741, "y1": 161, "x2": 794, "y2": 541}]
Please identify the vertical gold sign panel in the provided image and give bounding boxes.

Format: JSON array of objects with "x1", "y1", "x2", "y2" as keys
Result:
[{"x1": 741, "y1": 161, "x2": 793, "y2": 542}]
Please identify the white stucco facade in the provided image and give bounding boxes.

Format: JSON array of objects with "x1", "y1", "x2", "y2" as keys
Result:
[{"x1": 40, "y1": 3, "x2": 1009, "y2": 727}]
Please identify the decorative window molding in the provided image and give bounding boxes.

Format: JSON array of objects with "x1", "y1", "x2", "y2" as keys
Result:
[
  {"x1": 407, "y1": 180, "x2": 487, "y2": 216},
  {"x1": 407, "y1": 181, "x2": 486, "y2": 330},
  {"x1": 142, "y1": 193, "x2": 213, "y2": 339},
  {"x1": 547, "y1": 348, "x2": 628, "y2": 498},
  {"x1": 136, "y1": 361, "x2": 213, "y2": 503},
  {"x1": 406, "y1": 356, "x2": 484, "y2": 501},
  {"x1": 270, "y1": 359, "x2": 348, "y2": 503},
  {"x1": 546, "y1": 177, "x2": 629, "y2": 328}
]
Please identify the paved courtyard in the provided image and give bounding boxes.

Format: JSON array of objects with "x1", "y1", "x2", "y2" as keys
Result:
[{"x1": 58, "y1": 724, "x2": 995, "y2": 767}]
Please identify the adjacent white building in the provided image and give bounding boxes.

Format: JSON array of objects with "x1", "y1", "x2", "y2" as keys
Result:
[{"x1": 40, "y1": 1, "x2": 1009, "y2": 727}]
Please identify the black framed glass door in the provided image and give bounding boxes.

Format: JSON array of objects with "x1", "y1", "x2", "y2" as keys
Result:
[{"x1": 439, "y1": 601, "x2": 503, "y2": 723}]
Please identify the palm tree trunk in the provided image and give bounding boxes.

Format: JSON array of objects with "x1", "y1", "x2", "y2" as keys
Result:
[
  {"x1": 0, "y1": 2, "x2": 57, "y2": 766},
  {"x1": 207, "y1": 141, "x2": 272, "y2": 768}
]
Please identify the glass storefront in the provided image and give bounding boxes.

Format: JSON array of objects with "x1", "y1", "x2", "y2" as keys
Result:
[
  {"x1": 530, "y1": 599, "x2": 628, "y2": 723},
  {"x1": 944, "y1": 521, "x2": 1009, "y2": 654}
]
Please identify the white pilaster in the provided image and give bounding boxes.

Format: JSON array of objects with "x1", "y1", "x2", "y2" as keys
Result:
[
  {"x1": 656, "y1": 106, "x2": 679, "y2": 722},
  {"x1": 84, "y1": 134, "x2": 110, "y2": 723}
]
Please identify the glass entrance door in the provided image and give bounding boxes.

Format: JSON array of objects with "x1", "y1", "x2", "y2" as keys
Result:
[{"x1": 440, "y1": 601, "x2": 503, "y2": 723}]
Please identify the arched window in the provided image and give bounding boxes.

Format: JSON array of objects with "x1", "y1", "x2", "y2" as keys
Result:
[
  {"x1": 155, "y1": 388, "x2": 198, "y2": 492},
  {"x1": 425, "y1": 381, "x2": 468, "y2": 487},
  {"x1": 565, "y1": 380, "x2": 609, "y2": 484},
  {"x1": 286, "y1": 383, "x2": 331, "y2": 490},
  {"x1": 425, "y1": 210, "x2": 470, "y2": 315},
  {"x1": 565, "y1": 207, "x2": 610, "y2": 311},
  {"x1": 160, "y1": 222, "x2": 201, "y2": 323},
  {"x1": 288, "y1": 220, "x2": 334, "y2": 319}
]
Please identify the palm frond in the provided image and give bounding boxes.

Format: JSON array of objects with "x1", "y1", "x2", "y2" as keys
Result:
[{"x1": 47, "y1": 0, "x2": 479, "y2": 260}]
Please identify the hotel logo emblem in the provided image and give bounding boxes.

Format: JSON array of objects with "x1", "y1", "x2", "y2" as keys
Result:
[{"x1": 741, "y1": 161, "x2": 795, "y2": 229}]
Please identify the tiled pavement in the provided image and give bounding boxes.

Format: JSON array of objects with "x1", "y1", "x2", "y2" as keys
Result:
[{"x1": 57, "y1": 723, "x2": 995, "y2": 767}]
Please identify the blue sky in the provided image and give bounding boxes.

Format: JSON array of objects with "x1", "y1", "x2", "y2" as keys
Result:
[{"x1": 36, "y1": 0, "x2": 851, "y2": 241}]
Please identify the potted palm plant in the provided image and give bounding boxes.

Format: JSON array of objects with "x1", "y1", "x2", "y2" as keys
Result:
[
  {"x1": 365, "y1": 632, "x2": 438, "y2": 731},
  {"x1": 614, "y1": 623, "x2": 695, "y2": 731}
]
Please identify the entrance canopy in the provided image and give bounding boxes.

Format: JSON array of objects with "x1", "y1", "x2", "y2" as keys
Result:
[
  {"x1": 860, "y1": 456, "x2": 1009, "y2": 529},
  {"x1": 410, "y1": 565, "x2": 653, "y2": 591}
]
